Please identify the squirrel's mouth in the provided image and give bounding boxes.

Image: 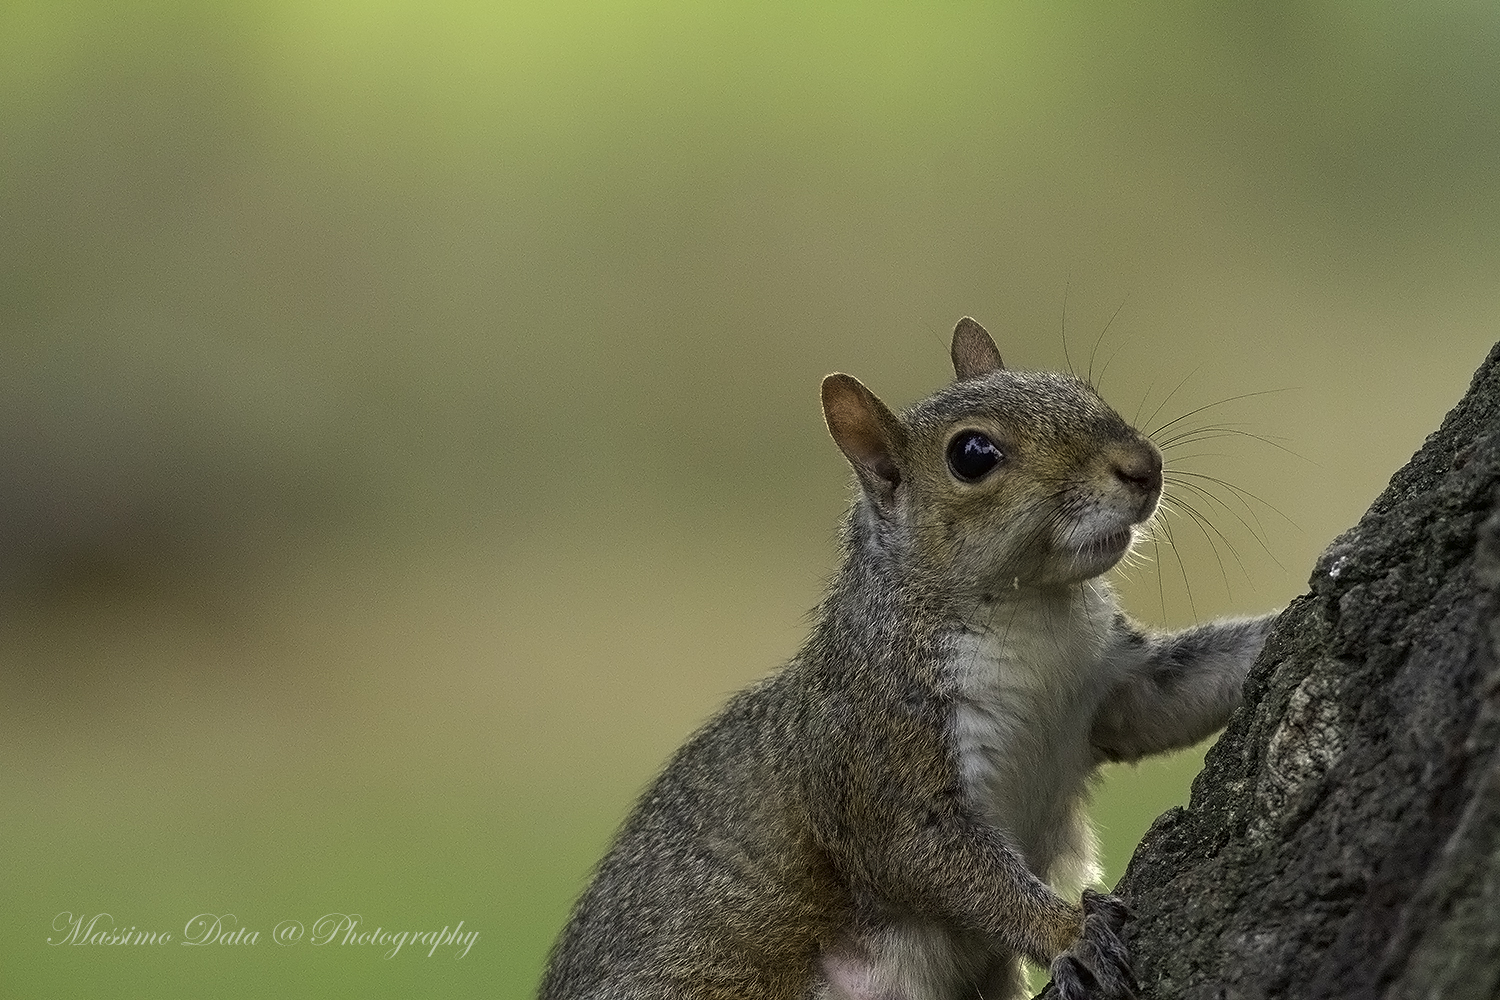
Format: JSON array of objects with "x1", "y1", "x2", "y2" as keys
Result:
[
  {"x1": 1065, "y1": 526, "x2": 1135, "y2": 577},
  {"x1": 1051, "y1": 510, "x2": 1143, "y2": 581},
  {"x1": 1086, "y1": 528, "x2": 1133, "y2": 560}
]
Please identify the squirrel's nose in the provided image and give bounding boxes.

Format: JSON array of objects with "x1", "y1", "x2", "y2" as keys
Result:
[{"x1": 1113, "y1": 448, "x2": 1163, "y2": 497}]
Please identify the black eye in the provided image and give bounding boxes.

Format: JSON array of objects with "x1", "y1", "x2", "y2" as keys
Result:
[{"x1": 946, "y1": 431, "x2": 1004, "y2": 482}]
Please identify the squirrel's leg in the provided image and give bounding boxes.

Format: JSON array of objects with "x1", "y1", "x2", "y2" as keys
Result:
[
  {"x1": 816, "y1": 923, "x2": 1028, "y2": 1000},
  {"x1": 1090, "y1": 611, "x2": 1278, "y2": 763},
  {"x1": 811, "y1": 801, "x2": 1133, "y2": 997}
]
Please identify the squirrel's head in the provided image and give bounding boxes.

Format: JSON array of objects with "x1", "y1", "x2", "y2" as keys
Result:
[{"x1": 822, "y1": 317, "x2": 1162, "y2": 592}]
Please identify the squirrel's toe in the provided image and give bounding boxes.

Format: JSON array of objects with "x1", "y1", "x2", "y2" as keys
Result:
[{"x1": 1049, "y1": 895, "x2": 1139, "y2": 1000}]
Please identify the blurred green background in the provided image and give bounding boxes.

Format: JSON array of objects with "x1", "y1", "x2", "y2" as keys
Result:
[{"x1": 2, "y1": 1, "x2": 1497, "y2": 997}]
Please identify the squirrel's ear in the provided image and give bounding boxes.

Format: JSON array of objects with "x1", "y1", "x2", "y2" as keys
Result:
[
  {"x1": 951, "y1": 317, "x2": 1005, "y2": 381},
  {"x1": 822, "y1": 373, "x2": 907, "y2": 511}
]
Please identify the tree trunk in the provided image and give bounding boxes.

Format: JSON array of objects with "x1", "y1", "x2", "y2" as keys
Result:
[{"x1": 1062, "y1": 342, "x2": 1500, "y2": 999}]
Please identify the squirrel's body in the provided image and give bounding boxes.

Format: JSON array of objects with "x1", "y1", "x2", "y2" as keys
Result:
[{"x1": 540, "y1": 320, "x2": 1277, "y2": 1000}]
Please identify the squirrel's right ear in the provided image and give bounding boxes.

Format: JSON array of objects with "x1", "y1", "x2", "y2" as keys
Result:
[
  {"x1": 822, "y1": 373, "x2": 907, "y2": 512},
  {"x1": 951, "y1": 317, "x2": 1005, "y2": 381}
]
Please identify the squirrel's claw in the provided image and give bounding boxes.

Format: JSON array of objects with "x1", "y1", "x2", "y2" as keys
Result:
[
  {"x1": 1049, "y1": 892, "x2": 1139, "y2": 1000},
  {"x1": 1081, "y1": 888, "x2": 1134, "y2": 931}
]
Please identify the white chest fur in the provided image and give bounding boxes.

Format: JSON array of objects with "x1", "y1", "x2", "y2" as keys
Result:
[{"x1": 948, "y1": 586, "x2": 1124, "y2": 893}]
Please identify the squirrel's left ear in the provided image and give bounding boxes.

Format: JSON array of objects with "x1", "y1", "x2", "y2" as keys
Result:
[
  {"x1": 822, "y1": 373, "x2": 908, "y2": 513},
  {"x1": 951, "y1": 317, "x2": 1005, "y2": 381}
]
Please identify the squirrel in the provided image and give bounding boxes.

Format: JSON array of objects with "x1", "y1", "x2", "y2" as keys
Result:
[{"x1": 539, "y1": 317, "x2": 1278, "y2": 1000}]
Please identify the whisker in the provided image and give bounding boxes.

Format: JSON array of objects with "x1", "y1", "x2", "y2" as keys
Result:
[
  {"x1": 1149, "y1": 534, "x2": 1168, "y2": 619},
  {"x1": 1147, "y1": 389, "x2": 1295, "y2": 440},
  {"x1": 1133, "y1": 372, "x2": 1162, "y2": 429},
  {"x1": 1142, "y1": 366, "x2": 1203, "y2": 434},
  {"x1": 1150, "y1": 511, "x2": 1198, "y2": 619},
  {"x1": 1160, "y1": 427, "x2": 1307, "y2": 462},
  {"x1": 1156, "y1": 422, "x2": 1285, "y2": 448},
  {"x1": 1087, "y1": 299, "x2": 1128, "y2": 391},
  {"x1": 1166, "y1": 476, "x2": 1271, "y2": 545},
  {"x1": 1167, "y1": 470, "x2": 1300, "y2": 532},
  {"x1": 1163, "y1": 492, "x2": 1252, "y2": 591},
  {"x1": 1061, "y1": 279, "x2": 1074, "y2": 377}
]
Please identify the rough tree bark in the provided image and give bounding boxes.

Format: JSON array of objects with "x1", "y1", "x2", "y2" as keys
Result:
[{"x1": 1054, "y1": 342, "x2": 1500, "y2": 1000}]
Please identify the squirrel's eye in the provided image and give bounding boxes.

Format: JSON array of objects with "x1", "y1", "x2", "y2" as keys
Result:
[{"x1": 946, "y1": 431, "x2": 1004, "y2": 482}]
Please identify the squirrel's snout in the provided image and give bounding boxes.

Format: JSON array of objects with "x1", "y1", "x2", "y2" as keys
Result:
[{"x1": 1112, "y1": 446, "x2": 1164, "y2": 498}]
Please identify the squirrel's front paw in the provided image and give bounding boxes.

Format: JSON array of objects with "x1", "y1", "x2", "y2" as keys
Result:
[{"x1": 1048, "y1": 890, "x2": 1139, "y2": 1000}]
